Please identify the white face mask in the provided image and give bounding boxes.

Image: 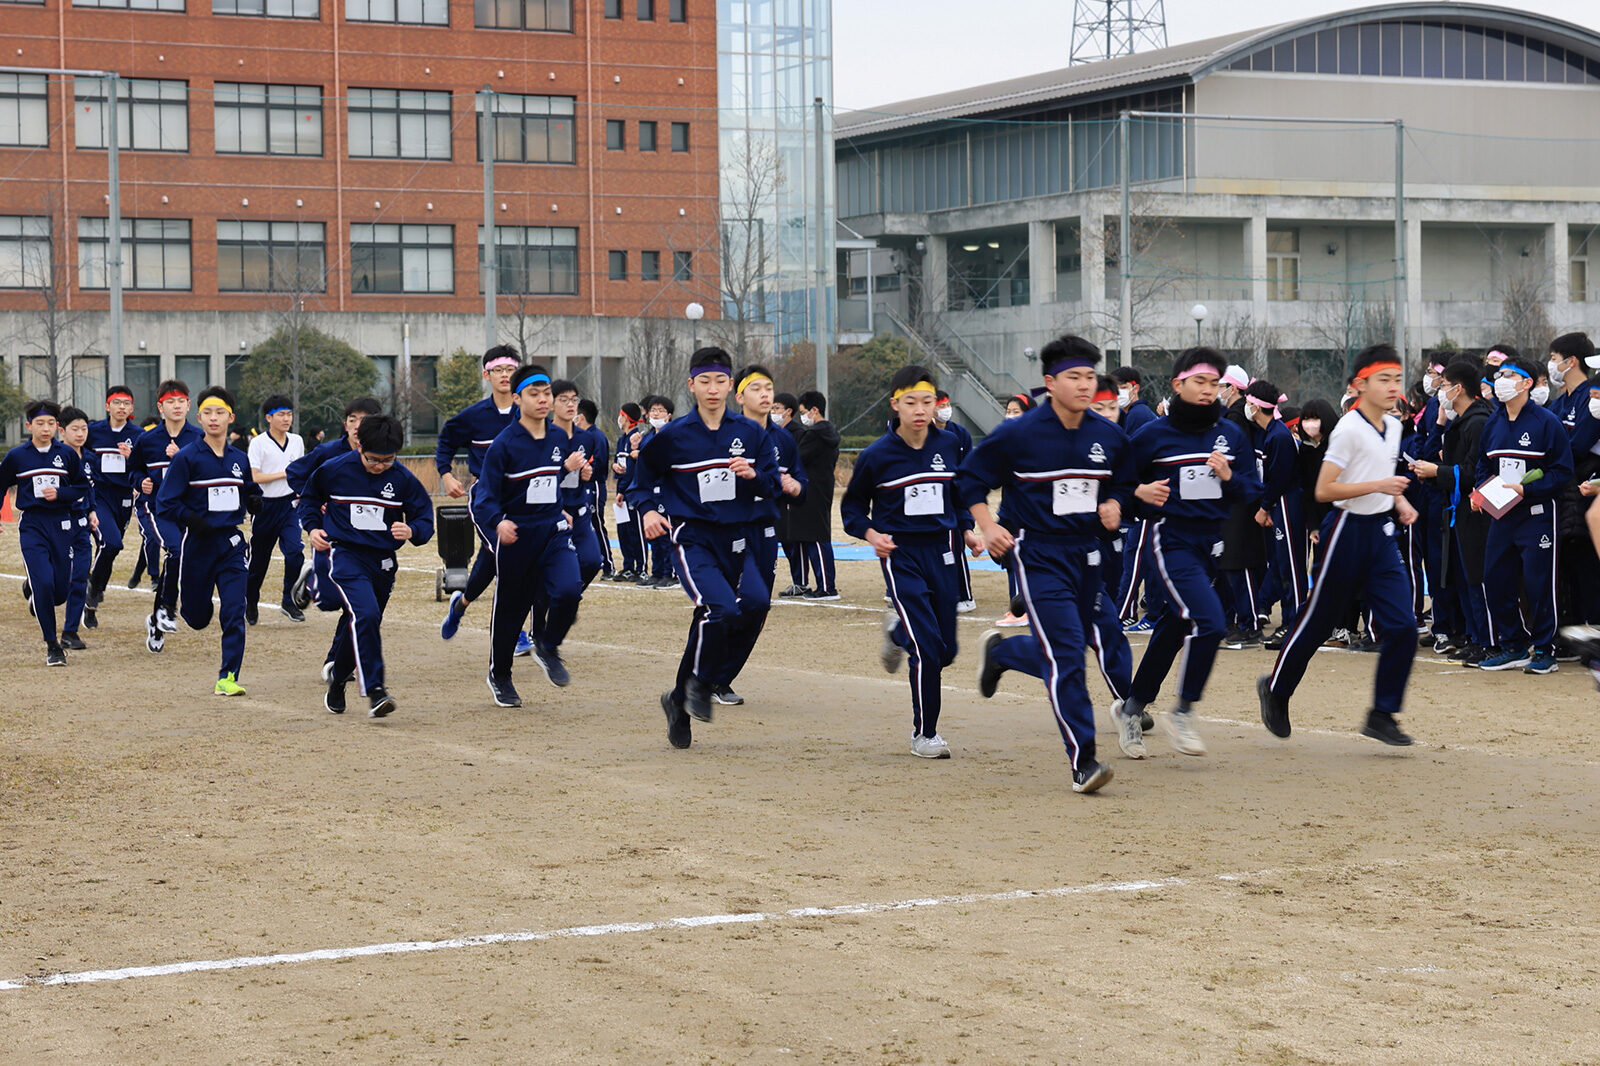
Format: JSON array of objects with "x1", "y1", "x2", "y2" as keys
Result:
[
  {"x1": 1530, "y1": 384, "x2": 1550, "y2": 405},
  {"x1": 617, "y1": 417, "x2": 628, "y2": 431},
  {"x1": 1423, "y1": 374, "x2": 1438, "y2": 396},
  {"x1": 1244, "y1": 400, "x2": 1262, "y2": 420},
  {"x1": 1548, "y1": 358, "x2": 1566, "y2": 383},
  {"x1": 1589, "y1": 396, "x2": 1600, "y2": 420},
  {"x1": 799, "y1": 412, "x2": 815, "y2": 427},
  {"x1": 1004, "y1": 412, "x2": 1022, "y2": 420},
  {"x1": 1301, "y1": 419, "x2": 1321, "y2": 439},
  {"x1": 1117, "y1": 387, "x2": 1132, "y2": 409},
  {"x1": 649, "y1": 416, "x2": 668, "y2": 429},
  {"x1": 935, "y1": 405, "x2": 952, "y2": 422},
  {"x1": 1493, "y1": 378, "x2": 1521, "y2": 403},
  {"x1": 1442, "y1": 402, "x2": 1459, "y2": 421}
]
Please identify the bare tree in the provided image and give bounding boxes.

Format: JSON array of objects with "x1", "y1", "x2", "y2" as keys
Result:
[
  {"x1": 1306, "y1": 286, "x2": 1394, "y2": 365},
  {"x1": 1495, "y1": 240, "x2": 1552, "y2": 359},
  {"x1": 1211, "y1": 307, "x2": 1283, "y2": 380},
  {"x1": 705, "y1": 134, "x2": 782, "y2": 364},
  {"x1": 625, "y1": 317, "x2": 684, "y2": 404},
  {"x1": 266, "y1": 227, "x2": 332, "y2": 430},
  {"x1": 1079, "y1": 202, "x2": 1191, "y2": 352},
  {"x1": 5, "y1": 202, "x2": 100, "y2": 404},
  {"x1": 500, "y1": 289, "x2": 554, "y2": 364}
]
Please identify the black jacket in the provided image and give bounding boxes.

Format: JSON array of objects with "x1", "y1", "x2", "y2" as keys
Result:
[
  {"x1": 1219, "y1": 399, "x2": 1264, "y2": 571},
  {"x1": 1439, "y1": 399, "x2": 1492, "y2": 585},
  {"x1": 789, "y1": 419, "x2": 841, "y2": 541}
]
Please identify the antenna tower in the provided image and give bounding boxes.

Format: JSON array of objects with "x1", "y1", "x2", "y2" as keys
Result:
[{"x1": 1070, "y1": 0, "x2": 1169, "y2": 65}]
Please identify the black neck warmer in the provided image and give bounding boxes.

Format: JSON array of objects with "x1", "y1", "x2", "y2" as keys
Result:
[{"x1": 1168, "y1": 395, "x2": 1223, "y2": 434}]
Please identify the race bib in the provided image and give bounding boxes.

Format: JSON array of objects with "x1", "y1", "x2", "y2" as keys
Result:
[
  {"x1": 561, "y1": 469, "x2": 580, "y2": 490},
  {"x1": 101, "y1": 453, "x2": 126, "y2": 474},
  {"x1": 526, "y1": 476, "x2": 557, "y2": 504},
  {"x1": 1052, "y1": 478, "x2": 1097, "y2": 515},
  {"x1": 1178, "y1": 465, "x2": 1221, "y2": 500},
  {"x1": 904, "y1": 482, "x2": 945, "y2": 516},
  {"x1": 697, "y1": 466, "x2": 736, "y2": 503},
  {"x1": 1498, "y1": 457, "x2": 1527, "y2": 484},
  {"x1": 207, "y1": 485, "x2": 240, "y2": 512},
  {"x1": 351, "y1": 502, "x2": 387, "y2": 531},
  {"x1": 613, "y1": 502, "x2": 631, "y2": 525},
  {"x1": 31, "y1": 473, "x2": 60, "y2": 494}
]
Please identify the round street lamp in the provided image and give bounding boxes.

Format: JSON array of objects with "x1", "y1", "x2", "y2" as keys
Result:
[{"x1": 1189, "y1": 303, "x2": 1209, "y2": 346}]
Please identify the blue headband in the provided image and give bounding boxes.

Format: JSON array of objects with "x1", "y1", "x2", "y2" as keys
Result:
[
  {"x1": 690, "y1": 361, "x2": 733, "y2": 378},
  {"x1": 1043, "y1": 355, "x2": 1097, "y2": 377},
  {"x1": 1502, "y1": 363, "x2": 1532, "y2": 380},
  {"x1": 516, "y1": 372, "x2": 551, "y2": 394},
  {"x1": 264, "y1": 406, "x2": 291, "y2": 417}
]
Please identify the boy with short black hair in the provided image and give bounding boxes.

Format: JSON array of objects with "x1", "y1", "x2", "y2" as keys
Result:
[
  {"x1": 792, "y1": 389, "x2": 841, "y2": 600},
  {"x1": 154, "y1": 386, "x2": 262, "y2": 695},
  {"x1": 129, "y1": 380, "x2": 201, "y2": 646},
  {"x1": 300, "y1": 413, "x2": 434, "y2": 717},
  {"x1": 1, "y1": 400, "x2": 91, "y2": 665},
  {"x1": 575, "y1": 397, "x2": 614, "y2": 579},
  {"x1": 286, "y1": 396, "x2": 383, "y2": 618},
  {"x1": 932, "y1": 389, "x2": 978, "y2": 613},
  {"x1": 246, "y1": 394, "x2": 307, "y2": 625},
  {"x1": 550, "y1": 379, "x2": 604, "y2": 589},
  {"x1": 56, "y1": 406, "x2": 97, "y2": 651},
  {"x1": 85, "y1": 384, "x2": 142, "y2": 625},
  {"x1": 635, "y1": 394, "x2": 679, "y2": 589},
  {"x1": 773, "y1": 391, "x2": 807, "y2": 595},
  {"x1": 611, "y1": 402, "x2": 646, "y2": 580}
]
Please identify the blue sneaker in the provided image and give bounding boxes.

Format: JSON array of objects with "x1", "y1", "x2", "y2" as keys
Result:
[
  {"x1": 440, "y1": 591, "x2": 467, "y2": 640},
  {"x1": 1523, "y1": 650, "x2": 1559, "y2": 675},
  {"x1": 514, "y1": 630, "x2": 535, "y2": 657},
  {"x1": 1123, "y1": 617, "x2": 1154, "y2": 633},
  {"x1": 1479, "y1": 646, "x2": 1532, "y2": 672}
]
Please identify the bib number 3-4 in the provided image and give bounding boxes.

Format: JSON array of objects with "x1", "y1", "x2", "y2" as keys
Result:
[
  {"x1": 1178, "y1": 465, "x2": 1221, "y2": 500},
  {"x1": 904, "y1": 482, "x2": 945, "y2": 516},
  {"x1": 351, "y1": 502, "x2": 387, "y2": 531},
  {"x1": 698, "y1": 467, "x2": 736, "y2": 503},
  {"x1": 207, "y1": 484, "x2": 240, "y2": 512},
  {"x1": 1052, "y1": 478, "x2": 1097, "y2": 515}
]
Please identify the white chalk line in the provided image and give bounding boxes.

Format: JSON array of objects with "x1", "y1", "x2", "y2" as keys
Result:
[{"x1": 0, "y1": 863, "x2": 1328, "y2": 992}]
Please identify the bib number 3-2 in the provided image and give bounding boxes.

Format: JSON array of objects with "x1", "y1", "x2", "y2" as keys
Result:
[
  {"x1": 904, "y1": 482, "x2": 945, "y2": 516},
  {"x1": 698, "y1": 467, "x2": 736, "y2": 503},
  {"x1": 1052, "y1": 478, "x2": 1096, "y2": 515},
  {"x1": 32, "y1": 473, "x2": 60, "y2": 495}
]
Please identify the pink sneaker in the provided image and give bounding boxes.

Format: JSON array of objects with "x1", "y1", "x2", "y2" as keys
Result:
[{"x1": 996, "y1": 611, "x2": 1030, "y2": 628}]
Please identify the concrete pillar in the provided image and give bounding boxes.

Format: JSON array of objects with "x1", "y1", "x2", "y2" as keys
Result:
[
  {"x1": 1246, "y1": 214, "x2": 1268, "y2": 336},
  {"x1": 1405, "y1": 217, "x2": 1423, "y2": 361},
  {"x1": 923, "y1": 235, "x2": 948, "y2": 313},
  {"x1": 1080, "y1": 210, "x2": 1106, "y2": 340},
  {"x1": 1028, "y1": 219, "x2": 1057, "y2": 306},
  {"x1": 1549, "y1": 220, "x2": 1570, "y2": 309}
]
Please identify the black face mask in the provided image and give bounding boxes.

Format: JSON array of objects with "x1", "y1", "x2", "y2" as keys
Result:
[{"x1": 1168, "y1": 394, "x2": 1222, "y2": 434}]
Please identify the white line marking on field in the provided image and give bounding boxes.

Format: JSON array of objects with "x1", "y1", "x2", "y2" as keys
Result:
[{"x1": 0, "y1": 865, "x2": 1303, "y2": 992}]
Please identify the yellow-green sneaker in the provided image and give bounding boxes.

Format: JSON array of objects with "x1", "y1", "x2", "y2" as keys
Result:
[{"x1": 214, "y1": 673, "x2": 247, "y2": 697}]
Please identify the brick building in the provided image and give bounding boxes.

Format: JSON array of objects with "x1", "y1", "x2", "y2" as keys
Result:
[{"x1": 0, "y1": 0, "x2": 722, "y2": 429}]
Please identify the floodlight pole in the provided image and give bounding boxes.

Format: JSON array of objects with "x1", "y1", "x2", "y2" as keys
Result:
[
  {"x1": 107, "y1": 72, "x2": 123, "y2": 388},
  {"x1": 480, "y1": 86, "x2": 496, "y2": 356},
  {"x1": 1394, "y1": 119, "x2": 1407, "y2": 375},
  {"x1": 1118, "y1": 111, "x2": 1132, "y2": 369}
]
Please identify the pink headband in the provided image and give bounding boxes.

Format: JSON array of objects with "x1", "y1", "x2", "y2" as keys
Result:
[
  {"x1": 1246, "y1": 395, "x2": 1279, "y2": 411},
  {"x1": 484, "y1": 356, "x2": 519, "y2": 371},
  {"x1": 1175, "y1": 364, "x2": 1222, "y2": 382}
]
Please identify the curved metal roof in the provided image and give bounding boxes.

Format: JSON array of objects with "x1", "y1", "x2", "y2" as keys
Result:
[{"x1": 835, "y1": 2, "x2": 1600, "y2": 141}]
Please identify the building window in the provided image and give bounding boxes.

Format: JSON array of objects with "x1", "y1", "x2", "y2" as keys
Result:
[
  {"x1": 476, "y1": 93, "x2": 576, "y2": 164},
  {"x1": 0, "y1": 216, "x2": 51, "y2": 289},
  {"x1": 74, "y1": 78, "x2": 188, "y2": 152},
  {"x1": 638, "y1": 120, "x2": 657, "y2": 152},
  {"x1": 480, "y1": 225, "x2": 578, "y2": 295},
  {"x1": 636, "y1": 0, "x2": 651, "y2": 19},
  {"x1": 79, "y1": 218, "x2": 191, "y2": 291},
  {"x1": 673, "y1": 250, "x2": 692, "y2": 282},
  {"x1": 0, "y1": 73, "x2": 49, "y2": 148},
  {"x1": 213, "y1": 0, "x2": 319, "y2": 17},
  {"x1": 670, "y1": 121, "x2": 689, "y2": 153},
  {"x1": 1266, "y1": 229, "x2": 1300, "y2": 301},
  {"x1": 606, "y1": 119, "x2": 625, "y2": 150},
  {"x1": 608, "y1": 250, "x2": 627, "y2": 281},
  {"x1": 1573, "y1": 258, "x2": 1589, "y2": 303},
  {"x1": 0, "y1": 0, "x2": 47, "y2": 5},
  {"x1": 350, "y1": 223, "x2": 454, "y2": 293},
  {"x1": 214, "y1": 83, "x2": 322, "y2": 156},
  {"x1": 217, "y1": 221, "x2": 326, "y2": 292},
  {"x1": 668, "y1": 0, "x2": 683, "y2": 20},
  {"x1": 474, "y1": 0, "x2": 571, "y2": 31},
  {"x1": 73, "y1": 0, "x2": 184, "y2": 9},
  {"x1": 345, "y1": 0, "x2": 447, "y2": 24},
  {"x1": 641, "y1": 250, "x2": 660, "y2": 281},
  {"x1": 348, "y1": 88, "x2": 452, "y2": 159},
  {"x1": 603, "y1": 0, "x2": 618, "y2": 16}
]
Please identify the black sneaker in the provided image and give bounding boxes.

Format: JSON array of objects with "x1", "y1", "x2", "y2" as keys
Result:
[
  {"x1": 778, "y1": 584, "x2": 809, "y2": 598},
  {"x1": 24, "y1": 580, "x2": 35, "y2": 618},
  {"x1": 144, "y1": 613, "x2": 164, "y2": 654},
  {"x1": 1431, "y1": 633, "x2": 1457, "y2": 655},
  {"x1": 1139, "y1": 710, "x2": 1155, "y2": 732},
  {"x1": 280, "y1": 599, "x2": 306, "y2": 623},
  {"x1": 1349, "y1": 634, "x2": 1380, "y2": 653},
  {"x1": 1238, "y1": 628, "x2": 1263, "y2": 648},
  {"x1": 486, "y1": 673, "x2": 522, "y2": 708},
  {"x1": 711, "y1": 684, "x2": 744, "y2": 706},
  {"x1": 1262, "y1": 631, "x2": 1286, "y2": 652},
  {"x1": 127, "y1": 569, "x2": 142, "y2": 590},
  {"x1": 1553, "y1": 638, "x2": 1581, "y2": 663},
  {"x1": 86, "y1": 585, "x2": 103, "y2": 610},
  {"x1": 325, "y1": 675, "x2": 348, "y2": 714},
  {"x1": 635, "y1": 574, "x2": 655, "y2": 587},
  {"x1": 1462, "y1": 644, "x2": 1490, "y2": 668},
  {"x1": 290, "y1": 558, "x2": 314, "y2": 610},
  {"x1": 367, "y1": 686, "x2": 397, "y2": 718},
  {"x1": 1221, "y1": 625, "x2": 1245, "y2": 650},
  {"x1": 1071, "y1": 759, "x2": 1114, "y2": 794},
  {"x1": 1257, "y1": 674, "x2": 1291, "y2": 739},
  {"x1": 683, "y1": 675, "x2": 713, "y2": 722},
  {"x1": 803, "y1": 588, "x2": 841, "y2": 601},
  {"x1": 45, "y1": 642, "x2": 66, "y2": 667},
  {"x1": 60, "y1": 631, "x2": 87, "y2": 651},
  {"x1": 245, "y1": 601, "x2": 259, "y2": 626},
  {"x1": 976, "y1": 628, "x2": 1005, "y2": 699},
  {"x1": 661, "y1": 690, "x2": 692, "y2": 749},
  {"x1": 82, "y1": 605, "x2": 98, "y2": 630},
  {"x1": 1361, "y1": 710, "x2": 1414, "y2": 747},
  {"x1": 532, "y1": 643, "x2": 571, "y2": 687}
]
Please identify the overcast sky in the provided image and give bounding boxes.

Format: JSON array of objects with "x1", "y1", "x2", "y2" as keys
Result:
[{"x1": 833, "y1": 0, "x2": 1600, "y2": 110}]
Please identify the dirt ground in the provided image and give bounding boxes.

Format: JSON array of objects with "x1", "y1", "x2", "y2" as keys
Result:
[{"x1": 0, "y1": 530, "x2": 1596, "y2": 1065}]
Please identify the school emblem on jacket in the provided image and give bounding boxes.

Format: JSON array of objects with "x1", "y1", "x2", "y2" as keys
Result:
[
  {"x1": 1539, "y1": 534, "x2": 1553, "y2": 549},
  {"x1": 231, "y1": 462, "x2": 242, "y2": 478},
  {"x1": 1089, "y1": 442, "x2": 1106, "y2": 464},
  {"x1": 1214, "y1": 435, "x2": 1229, "y2": 453},
  {"x1": 1519, "y1": 432, "x2": 1532, "y2": 447},
  {"x1": 931, "y1": 452, "x2": 947, "y2": 471},
  {"x1": 729, "y1": 437, "x2": 746, "y2": 457},
  {"x1": 550, "y1": 446, "x2": 562, "y2": 463},
  {"x1": 51, "y1": 454, "x2": 63, "y2": 467},
  {"x1": 381, "y1": 482, "x2": 396, "y2": 499}
]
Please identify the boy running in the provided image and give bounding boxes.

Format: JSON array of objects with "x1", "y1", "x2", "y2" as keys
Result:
[
  {"x1": 245, "y1": 395, "x2": 307, "y2": 625},
  {"x1": 286, "y1": 397, "x2": 383, "y2": 616},
  {"x1": 84, "y1": 385, "x2": 142, "y2": 625},
  {"x1": 129, "y1": 380, "x2": 201, "y2": 648},
  {"x1": 56, "y1": 407, "x2": 97, "y2": 651}
]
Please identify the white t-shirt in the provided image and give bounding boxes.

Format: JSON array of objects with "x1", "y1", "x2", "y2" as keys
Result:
[
  {"x1": 1322, "y1": 409, "x2": 1402, "y2": 515},
  {"x1": 248, "y1": 431, "x2": 306, "y2": 498}
]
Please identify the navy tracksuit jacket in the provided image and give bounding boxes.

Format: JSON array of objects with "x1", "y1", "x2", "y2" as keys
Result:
[
  {"x1": 130, "y1": 421, "x2": 203, "y2": 612},
  {"x1": 287, "y1": 436, "x2": 356, "y2": 612},
  {"x1": 0, "y1": 440, "x2": 91, "y2": 645},
  {"x1": 85, "y1": 418, "x2": 141, "y2": 590},
  {"x1": 436, "y1": 397, "x2": 518, "y2": 603}
]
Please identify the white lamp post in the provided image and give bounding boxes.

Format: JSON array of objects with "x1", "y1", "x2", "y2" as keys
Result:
[
  {"x1": 685, "y1": 301, "x2": 705, "y2": 351},
  {"x1": 1189, "y1": 303, "x2": 1209, "y2": 346}
]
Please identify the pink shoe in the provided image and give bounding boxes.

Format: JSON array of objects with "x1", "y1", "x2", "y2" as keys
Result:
[{"x1": 996, "y1": 611, "x2": 1030, "y2": 628}]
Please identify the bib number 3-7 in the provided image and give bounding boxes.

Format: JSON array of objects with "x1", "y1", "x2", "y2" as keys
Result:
[
  {"x1": 351, "y1": 502, "x2": 387, "y2": 531},
  {"x1": 698, "y1": 467, "x2": 736, "y2": 503},
  {"x1": 1052, "y1": 478, "x2": 1096, "y2": 515},
  {"x1": 526, "y1": 476, "x2": 557, "y2": 504}
]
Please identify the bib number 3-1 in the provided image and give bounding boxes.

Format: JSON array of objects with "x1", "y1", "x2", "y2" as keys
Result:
[
  {"x1": 207, "y1": 484, "x2": 240, "y2": 512},
  {"x1": 698, "y1": 467, "x2": 736, "y2": 503},
  {"x1": 351, "y1": 502, "x2": 387, "y2": 531},
  {"x1": 904, "y1": 482, "x2": 945, "y2": 516},
  {"x1": 1052, "y1": 478, "x2": 1097, "y2": 515},
  {"x1": 1179, "y1": 465, "x2": 1221, "y2": 500}
]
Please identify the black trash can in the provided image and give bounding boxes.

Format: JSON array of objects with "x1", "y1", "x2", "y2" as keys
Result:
[{"x1": 434, "y1": 504, "x2": 475, "y2": 601}]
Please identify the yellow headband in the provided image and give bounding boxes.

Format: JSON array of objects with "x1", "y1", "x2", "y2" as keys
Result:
[
  {"x1": 198, "y1": 398, "x2": 233, "y2": 414},
  {"x1": 737, "y1": 372, "x2": 772, "y2": 395},
  {"x1": 892, "y1": 380, "x2": 938, "y2": 400}
]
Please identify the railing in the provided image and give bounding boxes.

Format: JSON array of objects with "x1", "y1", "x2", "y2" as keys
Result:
[
  {"x1": 880, "y1": 305, "x2": 1008, "y2": 433},
  {"x1": 920, "y1": 310, "x2": 1031, "y2": 402}
]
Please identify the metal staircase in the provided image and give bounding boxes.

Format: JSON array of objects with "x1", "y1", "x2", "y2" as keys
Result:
[{"x1": 879, "y1": 306, "x2": 1026, "y2": 435}]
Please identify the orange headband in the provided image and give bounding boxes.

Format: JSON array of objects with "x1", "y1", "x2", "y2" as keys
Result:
[{"x1": 1354, "y1": 361, "x2": 1402, "y2": 381}]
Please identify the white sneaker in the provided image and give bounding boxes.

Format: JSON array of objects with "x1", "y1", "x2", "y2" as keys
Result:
[
  {"x1": 1111, "y1": 699, "x2": 1146, "y2": 759},
  {"x1": 1165, "y1": 708, "x2": 1207, "y2": 756},
  {"x1": 144, "y1": 614, "x2": 164, "y2": 654},
  {"x1": 955, "y1": 599, "x2": 977, "y2": 614},
  {"x1": 155, "y1": 606, "x2": 178, "y2": 633},
  {"x1": 996, "y1": 611, "x2": 1030, "y2": 628},
  {"x1": 321, "y1": 660, "x2": 336, "y2": 683},
  {"x1": 880, "y1": 611, "x2": 905, "y2": 674},
  {"x1": 910, "y1": 734, "x2": 952, "y2": 759}
]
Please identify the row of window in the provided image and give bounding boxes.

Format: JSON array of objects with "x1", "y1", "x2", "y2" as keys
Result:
[
  {"x1": 0, "y1": 0, "x2": 612, "y2": 31},
  {"x1": 602, "y1": 0, "x2": 685, "y2": 20},
  {"x1": 0, "y1": 215, "x2": 695, "y2": 295},
  {"x1": 604, "y1": 118, "x2": 692, "y2": 153},
  {"x1": 606, "y1": 249, "x2": 693, "y2": 282},
  {"x1": 1, "y1": 76, "x2": 695, "y2": 163}
]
